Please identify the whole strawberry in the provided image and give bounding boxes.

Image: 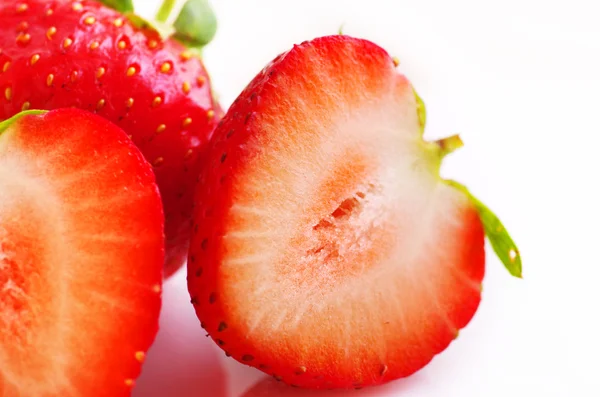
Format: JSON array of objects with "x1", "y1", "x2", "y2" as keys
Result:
[
  {"x1": 188, "y1": 35, "x2": 522, "y2": 390},
  {"x1": 0, "y1": 0, "x2": 222, "y2": 277}
]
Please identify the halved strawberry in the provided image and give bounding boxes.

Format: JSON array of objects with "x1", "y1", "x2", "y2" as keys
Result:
[
  {"x1": 187, "y1": 35, "x2": 521, "y2": 390},
  {"x1": 0, "y1": 0, "x2": 222, "y2": 277},
  {"x1": 0, "y1": 109, "x2": 164, "y2": 396}
]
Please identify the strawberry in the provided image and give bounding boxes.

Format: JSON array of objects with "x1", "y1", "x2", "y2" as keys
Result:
[
  {"x1": 0, "y1": 108, "x2": 164, "y2": 396},
  {"x1": 187, "y1": 35, "x2": 522, "y2": 390},
  {"x1": 0, "y1": 0, "x2": 222, "y2": 277}
]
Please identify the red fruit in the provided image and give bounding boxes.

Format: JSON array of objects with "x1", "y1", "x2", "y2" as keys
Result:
[
  {"x1": 0, "y1": 0, "x2": 222, "y2": 277},
  {"x1": 187, "y1": 35, "x2": 521, "y2": 389},
  {"x1": 0, "y1": 108, "x2": 164, "y2": 396}
]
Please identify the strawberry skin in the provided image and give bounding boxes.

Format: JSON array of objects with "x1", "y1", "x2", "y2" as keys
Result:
[
  {"x1": 0, "y1": 0, "x2": 222, "y2": 277},
  {"x1": 0, "y1": 108, "x2": 164, "y2": 396},
  {"x1": 186, "y1": 35, "x2": 500, "y2": 390}
]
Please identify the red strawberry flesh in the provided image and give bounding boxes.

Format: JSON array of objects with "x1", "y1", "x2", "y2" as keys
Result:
[{"x1": 0, "y1": 109, "x2": 164, "y2": 396}]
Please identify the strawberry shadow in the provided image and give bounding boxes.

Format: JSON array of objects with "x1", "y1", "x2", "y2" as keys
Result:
[
  {"x1": 241, "y1": 373, "x2": 426, "y2": 397},
  {"x1": 133, "y1": 268, "x2": 228, "y2": 397}
]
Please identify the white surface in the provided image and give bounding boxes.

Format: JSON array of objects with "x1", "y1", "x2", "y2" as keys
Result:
[{"x1": 132, "y1": 0, "x2": 600, "y2": 396}]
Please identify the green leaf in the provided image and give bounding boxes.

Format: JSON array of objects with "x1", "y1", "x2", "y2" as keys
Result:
[
  {"x1": 0, "y1": 110, "x2": 47, "y2": 136},
  {"x1": 173, "y1": 0, "x2": 218, "y2": 49},
  {"x1": 448, "y1": 180, "x2": 523, "y2": 278},
  {"x1": 99, "y1": 0, "x2": 134, "y2": 13},
  {"x1": 413, "y1": 89, "x2": 426, "y2": 134}
]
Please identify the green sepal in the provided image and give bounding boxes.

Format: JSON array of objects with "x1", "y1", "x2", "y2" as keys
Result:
[
  {"x1": 0, "y1": 110, "x2": 47, "y2": 136},
  {"x1": 413, "y1": 89, "x2": 427, "y2": 134},
  {"x1": 338, "y1": 23, "x2": 345, "y2": 35},
  {"x1": 173, "y1": 0, "x2": 218, "y2": 49},
  {"x1": 99, "y1": 0, "x2": 134, "y2": 13},
  {"x1": 448, "y1": 180, "x2": 522, "y2": 278}
]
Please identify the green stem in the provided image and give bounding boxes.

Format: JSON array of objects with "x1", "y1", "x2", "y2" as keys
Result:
[
  {"x1": 156, "y1": 0, "x2": 177, "y2": 23},
  {"x1": 436, "y1": 134, "x2": 464, "y2": 157}
]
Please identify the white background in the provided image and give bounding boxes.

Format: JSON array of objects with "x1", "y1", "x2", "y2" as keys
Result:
[{"x1": 131, "y1": 0, "x2": 600, "y2": 396}]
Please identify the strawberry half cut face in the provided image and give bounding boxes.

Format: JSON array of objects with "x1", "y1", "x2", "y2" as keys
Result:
[
  {"x1": 0, "y1": 109, "x2": 164, "y2": 396},
  {"x1": 187, "y1": 35, "x2": 521, "y2": 390}
]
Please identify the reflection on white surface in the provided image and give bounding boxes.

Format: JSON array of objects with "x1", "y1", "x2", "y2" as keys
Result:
[
  {"x1": 240, "y1": 375, "x2": 426, "y2": 397},
  {"x1": 133, "y1": 269, "x2": 228, "y2": 397}
]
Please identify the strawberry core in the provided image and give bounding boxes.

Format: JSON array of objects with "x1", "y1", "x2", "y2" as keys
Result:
[{"x1": 275, "y1": 149, "x2": 396, "y2": 291}]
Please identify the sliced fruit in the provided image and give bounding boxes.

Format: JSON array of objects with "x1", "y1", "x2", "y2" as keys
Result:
[
  {"x1": 187, "y1": 35, "x2": 521, "y2": 389},
  {"x1": 0, "y1": 0, "x2": 222, "y2": 277},
  {"x1": 0, "y1": 109, "x2": 164, "y2": 396}
]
